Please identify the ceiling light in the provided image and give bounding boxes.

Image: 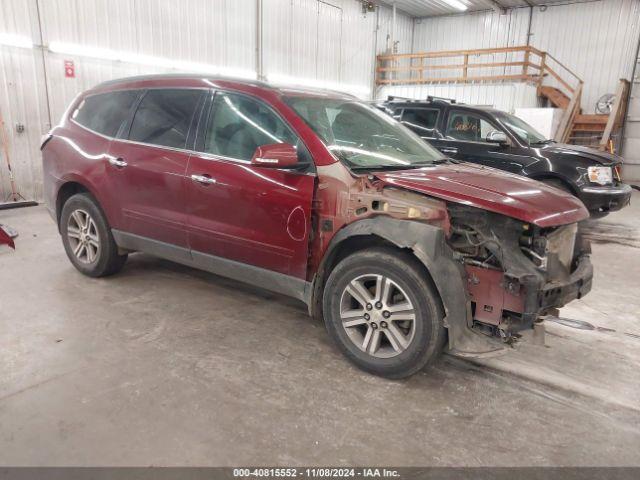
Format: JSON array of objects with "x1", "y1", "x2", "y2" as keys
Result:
[
  {"x1": 441, "y1": 0, "x2": 468, "y2": 11},
  {"x1": 48, "y1": 41, "x2": 256, "y2": 79},
  {"x1": 0, "y1": 33, "x2": 33, "y2": 49}
]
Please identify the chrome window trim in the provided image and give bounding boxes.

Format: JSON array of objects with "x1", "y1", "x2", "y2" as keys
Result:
[
  {"x1": 70, "y1": 86, "x2": 210, "y2": 143},
  {"x1": 71, "y1": 112, "x2": 315, "y2": 174},
  {"x1": 70, "y1": 86, "x2": 316, "y2": 172},
  {"x1": 70, "y1": 118, "x2": 114, "y2": 141}
]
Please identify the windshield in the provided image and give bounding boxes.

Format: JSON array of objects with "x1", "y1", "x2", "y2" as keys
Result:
[
  {"x1": 496, "y1": 112, "x2": 548, "y2": 145},
  {"x1": 284, "y1": 96, "x2": 446, "y2": 170}
]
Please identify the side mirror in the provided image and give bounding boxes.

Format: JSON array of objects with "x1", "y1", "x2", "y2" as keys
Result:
[
  {"x1": 251, "y1": 143, "x2": 298, "y2": 168},
  {"x1": 486, "y1": 131, "x2": 509, "y2": 145}
]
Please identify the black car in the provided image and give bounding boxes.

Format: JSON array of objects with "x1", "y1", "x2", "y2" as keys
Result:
[{"x1": 378, "y1": 96, "x2": 632, "y2": 217}]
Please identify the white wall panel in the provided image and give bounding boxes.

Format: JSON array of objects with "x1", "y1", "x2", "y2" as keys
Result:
[
  {"x1": 376, "y1": 4, "x2": 414, "y2": 55},
  {"x1": 409, "y1": 9, "x2": 530, "y2": 83},
  {"x1": 412, "y1": 8, "x2": 529, "y2": 51},
  {"x1": 262, "y1": 0, "x2": 320, "y2": 82},
  {"x1": 262, "y1": 0, "x2": 409, "y2": 93},
  {"x1": 39, "y1": 0, "x2": 258, "y2": 122},
  {"x1": 410, "y1": 0, "x2": 640, "y2": 113},
  {"x1": 341, "y1": 0, "x2": 378, "y2": 88},
  {"x1": 0, "y1": 0, "x2": 48, "y2": 202},
  {"x1": 529, "y1": 0, "x2": 640, "y2": 114}
]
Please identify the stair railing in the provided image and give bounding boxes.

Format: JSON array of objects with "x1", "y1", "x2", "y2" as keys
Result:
[{"x1": 599, "y1": 79, "x2": 631, "y2": 151}]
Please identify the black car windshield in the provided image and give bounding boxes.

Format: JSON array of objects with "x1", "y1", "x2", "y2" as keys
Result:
[
  {"x1": 284, "y1": 96, "x2": 446, "y2": 170},
  {"x1": 495, "y1": 112, "x2": 549, "y2": 145}
]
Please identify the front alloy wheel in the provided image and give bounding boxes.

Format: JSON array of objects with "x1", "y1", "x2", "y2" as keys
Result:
[
  {"x1": 323, "y1": 247, "x2": 446, "y2": 379},
  {"x1": 340, "y1": 274, "x2": 416, "y2": 358}
]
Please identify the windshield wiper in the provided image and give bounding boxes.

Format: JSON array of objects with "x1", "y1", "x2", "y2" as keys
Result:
[
  {"x1": 432, "y1": 157, "x2": 460, "y2": 164},
  {"x1": 531, "y1": 139, "x2": 555, "y2": 145}
]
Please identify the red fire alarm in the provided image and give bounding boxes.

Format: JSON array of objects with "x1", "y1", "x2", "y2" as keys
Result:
[{"x1": 64, "y1": 60, "x2": 75, "y2": 78}]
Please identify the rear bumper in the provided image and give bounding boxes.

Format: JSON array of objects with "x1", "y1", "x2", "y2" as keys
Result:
[{"x1": 579, "y1": 183, "x2": 632, "y2": 214}]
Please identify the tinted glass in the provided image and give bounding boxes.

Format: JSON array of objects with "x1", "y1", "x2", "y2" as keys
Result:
[
  {"x1": 401, "y1": 108, "x2": 439, "y2": 136},
  {"x1": 445, "y1": 111, "x2": 503, "y2": 143},
  {"x1": 129, "y1": 89, "x2": 202, "y2": 149},
  {"x1": 204, "y1": 92, "x2": 298, "y2": 161},
  {"x1": 72, "y1": 90, "x2": 140, "y2": 137},
  {"x1": 495, "y1": 112, "x2": 547, "y2": 145},
  {"x1": 285, "y1": 96, "x2": 444, "y2": 170}
]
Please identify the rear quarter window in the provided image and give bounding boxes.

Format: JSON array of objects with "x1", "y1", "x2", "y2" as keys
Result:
[{"x1": 72, "y1": 90, "x2": 140, "y2": 137}]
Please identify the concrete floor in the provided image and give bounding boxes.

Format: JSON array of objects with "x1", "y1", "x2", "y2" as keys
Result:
[{"x1": 1, "y1": 193, "x2": 639, "y2": 466}]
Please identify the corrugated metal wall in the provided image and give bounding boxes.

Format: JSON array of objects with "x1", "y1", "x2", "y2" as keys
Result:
[
  {"x1": 39, "y1": 0, "x2": 258, "y2": 122},
  {"x1": 0, "y1": 0, "x2": 410, "y2": 202},
  {"x1": 529, "y1": 0, "x2": 640, "y2": 115},
  {"x1": 0, "y1": 0, "x2": 48, "y2": 202},
  {"x1": 407, "y1": 0, "x2": 640, "y2": 114}
]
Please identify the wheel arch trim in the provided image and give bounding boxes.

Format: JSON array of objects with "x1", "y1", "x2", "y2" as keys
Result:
[
  {"x1": 311, "y1": 216, "x2": 505, "y2": 356},
  {"x1": 55, "y1": 174, "x2": 111, "y2": 229}
]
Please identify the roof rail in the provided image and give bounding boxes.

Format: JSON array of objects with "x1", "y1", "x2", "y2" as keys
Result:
[
  {"x1": 426, "y1": 95, "x2": 456, "y2": 104},
  {"x1": 385, "y1": 95, "x2": 459, "y2": 104},
  {"x1": 386, "y1": 95, "x2": 416, "y2": 102}
]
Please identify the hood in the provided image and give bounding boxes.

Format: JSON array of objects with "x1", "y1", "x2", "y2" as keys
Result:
[
  {"x1": 373, "y1": 163, "x2": 589, "y2": 228},
  {"x1": 538, "y1": 143, "x2": 621, "y2": 165}
]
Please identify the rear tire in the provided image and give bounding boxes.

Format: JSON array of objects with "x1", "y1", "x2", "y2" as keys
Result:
[
  {"x1": 322, "y1": 247, "x2": 446, "y2": 379},
  {"x1": 60, "y1": 193, "x2": 127, "y2": 277}
]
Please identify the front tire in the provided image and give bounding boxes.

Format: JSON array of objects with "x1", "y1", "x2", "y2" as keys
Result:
[
  {"x1": 60, "y1": 193, "x2": 127, "y2": 277},
  {"x1": 323, "y1": 247, "x2": 446, "y2": 379}
]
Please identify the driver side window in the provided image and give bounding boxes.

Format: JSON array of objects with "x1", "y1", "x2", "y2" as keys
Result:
[
  {"x1": 445, "y1": 112, "x2": 502, "y2": 143},
  {"x1": 203, "y1": 92, "x2": 299, "y2": 161}
]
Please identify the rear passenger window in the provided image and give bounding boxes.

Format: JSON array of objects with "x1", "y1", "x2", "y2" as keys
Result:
[
  {"x1": 402, "y1": 108, "x2": 438, "y2": 130},
  {"x1": 203, "y1": 92, "x2": 298, "y2": 161},
  {"x1": 129, "y1": 89, "x2": 202, "y2": 149},
  {"x1": 72, "y1": 90, "x2": 140, "y2": 137}
]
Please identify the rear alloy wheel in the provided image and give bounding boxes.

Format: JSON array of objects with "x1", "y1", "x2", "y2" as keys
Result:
[
  {"x1": 323, "y1": 247, "x2": 446, "y2": 379},
  {"x1": 66, "y1": 209, "x2": 100, "y2": 264},
  {"x1": 60, "y1": 193, "x2": 127, "y2": 277}
]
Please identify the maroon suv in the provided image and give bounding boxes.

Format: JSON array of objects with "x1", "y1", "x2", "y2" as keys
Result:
[{"x1": 42, "y1": 75, "x2": 593, "y2": 378}]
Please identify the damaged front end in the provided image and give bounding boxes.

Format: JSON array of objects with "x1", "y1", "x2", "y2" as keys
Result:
[{"x1": 447, "y1": 204, "x2": 593, "y2": 343}]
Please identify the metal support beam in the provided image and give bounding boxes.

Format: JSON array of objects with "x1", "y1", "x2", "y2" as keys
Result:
[
  {"x1": 480, "y1": 0, "x2": 506, "y2": 15},
  {"x1": 255, "y1": 0, "x2": 264, "y2": 80}
]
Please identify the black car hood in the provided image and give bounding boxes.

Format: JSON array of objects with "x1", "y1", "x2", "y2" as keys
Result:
[{"x1": 537, "y1": 143, "x2": 621, "y2": 165}]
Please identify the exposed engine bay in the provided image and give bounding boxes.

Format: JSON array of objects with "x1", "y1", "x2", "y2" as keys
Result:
[
  {"x1": 447, "y1": 204, "x2": 593, "y2": 341},
  {"x1": 315, "y1": 169, "x2": 594, "y2": 354}
]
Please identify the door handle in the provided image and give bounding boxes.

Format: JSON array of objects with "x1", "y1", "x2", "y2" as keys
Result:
[
  {"x1": 108, "y1": 157, "x2": 128, "y2": 168},
  {"x1": 191, "y1": 174, "x2": 216, "y2": 185},
  {"x1": 439, "y1": 147, "x2": 458, "y2": 155}
]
